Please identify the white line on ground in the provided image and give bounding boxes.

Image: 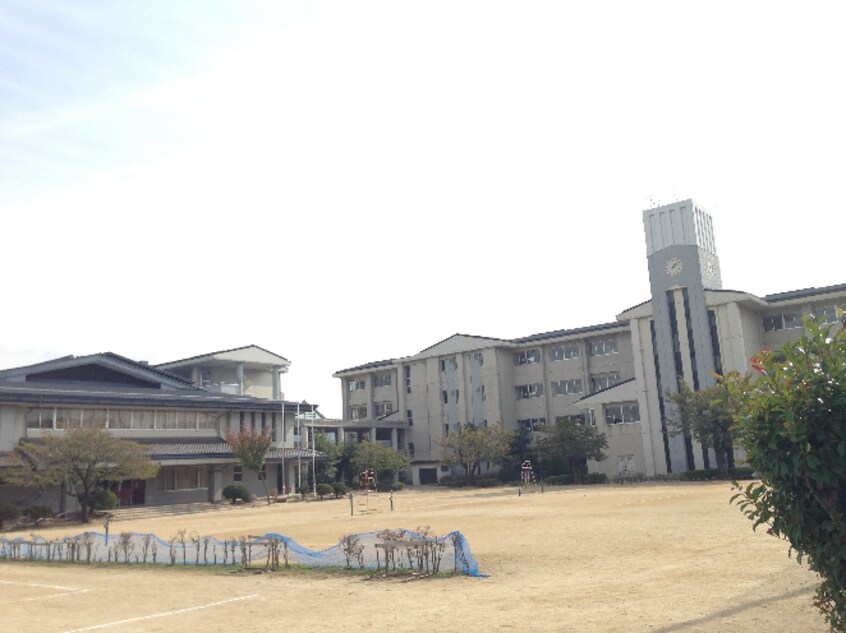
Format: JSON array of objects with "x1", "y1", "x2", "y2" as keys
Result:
[
  {"x1": 0, "y1": 580, "x2": 86, "y2": 591},
  {"x1": 62, "y1": 594, "x2": 259, "y2": 633}
]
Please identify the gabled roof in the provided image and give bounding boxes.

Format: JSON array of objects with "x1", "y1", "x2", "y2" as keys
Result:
[
  {"x1": 156, "y1": 345, "x2": 290, "y2": 371},
  {"x1": 415, "y1": 333, "x2": 508, "y2": 357},
  {"x1": 0, "y1": 352, "x2": 194, "y2": 390},
  {"x1": 511, "y1": 321, "x2": 626, "y2": 344}
]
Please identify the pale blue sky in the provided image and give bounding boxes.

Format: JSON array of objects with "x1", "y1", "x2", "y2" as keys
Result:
[{"x1": 2, "y1": 1, "x2": 845, "y2": 417}]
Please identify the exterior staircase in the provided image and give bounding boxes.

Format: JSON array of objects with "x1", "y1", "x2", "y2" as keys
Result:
[{"x1": 107, "y1": 501, "x2": 241, "y2": 522}]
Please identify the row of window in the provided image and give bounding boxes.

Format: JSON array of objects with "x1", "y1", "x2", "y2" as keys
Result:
[
  {"x1": 763, "y1": 306, "x2": 844, "y2": 332},
  {"x1": 348, "y1": 379, "x2": 366, "y2": 392},
  {"x1": 374, "y1": 401, "x2": 394, "y2": 418},
  {"x1": 373, "y1": 372, "x2": 392, "y2": 387},
  {"x1": 516, "y1": 373, "x2": 620, "y2": 399},
  {"x1": 604, "y1": 402, "x2": 640, "y2": 424},
  {"x1": 25, "y1": 407, "x2": 221, "y2": 430},
  {"x1": 515, "y1": 339, "x2": 616, "y2": 366}
]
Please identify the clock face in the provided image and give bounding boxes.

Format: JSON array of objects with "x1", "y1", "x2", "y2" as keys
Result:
[
  {"x1": 706, "y1": 259, "x2": 717, "y2": 277},
  {"x1": 664, "y1": 257, "x2": 684, "y2": 277}
]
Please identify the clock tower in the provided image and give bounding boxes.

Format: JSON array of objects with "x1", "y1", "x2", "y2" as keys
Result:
[{"x1": 643, "y1": 199, "x2": 723, "y2": 472}]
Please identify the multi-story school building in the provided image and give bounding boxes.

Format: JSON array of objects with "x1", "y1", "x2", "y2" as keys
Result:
[{"x1": 333, "y1": 199, "x2": 846, "y2": 485}]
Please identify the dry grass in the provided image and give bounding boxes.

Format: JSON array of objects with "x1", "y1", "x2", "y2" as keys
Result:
[{"x1": 0, "y1": 482, "x2": 827, "y2": 632}]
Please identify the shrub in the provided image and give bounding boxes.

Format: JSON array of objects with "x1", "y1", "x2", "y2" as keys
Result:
[
  {"x1": 584, "y1": 473, "x2": 609, "y2": 485},
  {"x1": 544, "y1": 474, "x2": 574, "y2": 486},
  {"x1": 316, "y1": 483, "x2": 334, "y2": 500},
  {"x1": 88, "y1": 488, "x2": 117, "y2": 511},
  {"x1": 729, "y1": 466, "x2": 755, "y2": 480},
  {"x1": 679, "y1": 468, "x2": 720, "y2": 481},
  {"x1": 296, "y1": 484, "x2": 311, "y2": 496},
  {"x1": 332, "y1": 482, "x2": 348, "y2": 498},
  {"x1": 438, "y1": 475, "x2": 468, "y2": 487},
  {"x1": 25, "y1": 505, "x2": 54, "y2": 521},
  {"x1": 222, "y1": 483, "x2": 251, "y2": 503},
  {"x1": 376, "y1": 480, "x2": 405, "y2": 492},
  {"x1": 0, "y1": 502, "x2": 21, "y2": 529}
]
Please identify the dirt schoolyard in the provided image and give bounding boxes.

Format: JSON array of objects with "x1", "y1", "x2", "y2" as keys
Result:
[{"x1": 0, "y1": 482, "x2": 827, "y2": 632}]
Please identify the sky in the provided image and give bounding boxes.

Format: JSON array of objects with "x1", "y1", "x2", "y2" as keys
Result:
[{"x1": 2, "y1": 1, "x2": 845, "y2": 418}]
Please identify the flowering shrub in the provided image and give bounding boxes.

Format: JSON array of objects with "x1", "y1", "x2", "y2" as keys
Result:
[{"x1": 726, "y1": 314, "x2": 846, "y2": 630}]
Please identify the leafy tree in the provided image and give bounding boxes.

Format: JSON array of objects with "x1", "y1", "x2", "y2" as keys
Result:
[
  {"x1": 501, "y1": 425, "x2": 537, "y2": 481},
  {"x1": 349, "y1": 441, "x2": 409, "y2": 485},
  {"x1": 437, "y1": 423, "x2": 513, "y2": 483},
  {"x1": 226, "y1": 427, "x2": 273, "y2": 504},
  {"x1": 537, "y1": 418, "x2": 607, "y2": 484},
  {"x1": 666, "y1": 381, "x2": 736, "y2": 478},
  {"x1": 6, "y1": 427, "x2": 158, "y2": 523},
  {"x1": 725, "y1": 315, "x2": 846, "y2": 630},
  {"x1": 312, "y1": 430, "x2": 341, "y2": 483}
]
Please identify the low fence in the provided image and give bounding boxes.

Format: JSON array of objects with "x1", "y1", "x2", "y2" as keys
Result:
[{"x1": 0, "y1": 528, "x2": 485, "y2": 577}]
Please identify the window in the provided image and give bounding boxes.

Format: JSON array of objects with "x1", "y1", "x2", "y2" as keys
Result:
[
  {"x1": 234, "y1": 465, "x2": 242, "y2": 482},
  {"x1": 479, "y1": 385, "x2": 486, "y2": 401},
  {"x1": 200, "y1": 368, "x2": 212, "y2": 388},
  {"x1": 349, "y1": 405, "x2": 368, "y2": 420},
  {"x1": 763, "y1": 312, "x2": 803, "y2": 332},
  {"x1": 471, "y1": 352, "x2": 484, "y2": 365},
  {"x1": 408, "y1": 442, "x2": 415, "y2": 458},
  {"x1": 590, "y1": 372, "x2": 620, "y2": 393},
  {"x1": 373, "y1": 372, "x2": 392, "y2": 387},
  {"x1": 374, "y1": 402, "x2": 394, "y2": 418},
  {"x1": 443, "y1": 424, "x2": 449, "y2": 436},
  {"x1": 406, "y1": 409, "x2": 413, "y2": 426},
  {"x1": 551, "y1": 379, "x2": 583, "y2": 396},
  {"x1": 442, "y1": 389, "x2": 459, "y2": 404},
  {"x1": 549, "y1": 343, "x2": 580, "y2": 361},
  {"x1": 815, "y1": 305, "x2": 843, "y2": 325},
  {"x1": 514, "y1": 349, "x2": 541, "y2": 365},
  {"x1": 258, "y1": 465, "x2": 267, "y2": 480},
  {"x1": 518, "y1": 417, "x2": 546, "y2": 431},
  {"x1": 348, "y1": 379, "x2": 366, "y2": 391},
  {"x1": 25, "y1": 407, "x2": 54, "y2": 429},
  {"x1": 588, "y1": 338, "x2": 618, "y2": 356},
  {"x1": 440, "y1": 357, "x2": 457, "y2": 372},
  {"x1": 157, "y1": 466, "x2": 208, "y2": 491},
  {"x1": 404, "y1": 366, "x2": 412, "y2": 394},
  {"x1": 555, "y1": 414, "x2": 586, "y2": 425},
  {"x1": 604, "y1": 402, "x2": 640, "y2": 424},
  {"x1": 515, "y1": 383, "x2": 544, "y2": 399}
]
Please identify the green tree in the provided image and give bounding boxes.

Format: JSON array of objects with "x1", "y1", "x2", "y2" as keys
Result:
[
  {"x1": 537, "y1": 418, "x2": 608, "y2": 484},
  {"x1": 226, "y1": 427, "x2": 273, "y2": 504},
  {"x1": 437, "y1": 423, "x2": 513, "y2": 483},
  {"x1": 349, "y1": 441, "x2": 409, "y2": 485},
  {"x1": 6, "y1": 428, "x2": 158, "y2": 523},
  {"x1": 501, "y1": 425, "x2": 536, "y2": 481},
  {"x1": 312, "y1": 430, "x2": 341, "y2": 483},
  {"x1": 725, "y1": 315, "x2": 846, "y2": 630},
  {"x1": 666, "y1": 381, "x2": 736, "y2": 479}
]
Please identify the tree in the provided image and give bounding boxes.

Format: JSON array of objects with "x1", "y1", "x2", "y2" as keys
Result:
[
  {"x1": 312, "y1": 430, "x2": 341, "y2": 483},
  {"x1": 666, "y1": 380, "x2": 736, "y2": 478},
  {"x1": 349, "y1": 441, "x2": 408, "y2": 484},
  {"x1": 226, "y1": 427, "x2": 273, "y2": 504},
  {"x1": 501, "y1": 424, "x2": 537, "y2": 481},
  {"x1": 725, "y1": 315, "x2": 846, "y2": 630},
  {"x1": 437, "y1": 423, "x2": 513, "y2": 483},
  {"x1": 537, "y1": 418, "x2": 607, "y2": 484},
  {"x1": 6, "y1": 427, "x2": 158, "y2": 523}
]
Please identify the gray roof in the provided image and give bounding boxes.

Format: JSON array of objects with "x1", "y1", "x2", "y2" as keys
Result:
[
  {"x1": 511, "y1": 321, "x2": 626, "y2": 344},
  {"x1": 0, "y1": 380, "x2": 317, "y2": 412},
  {"x1": 138, "y1": 440, "x2": 321, "y2": 462},
  {"x1": 763, "y1": 282, "x2": 846, "y2": 303}
]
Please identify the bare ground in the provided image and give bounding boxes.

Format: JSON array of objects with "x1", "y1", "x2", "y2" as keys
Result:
[{"x1": 0, "y1": 482, "x2": 828, "y2": 632}]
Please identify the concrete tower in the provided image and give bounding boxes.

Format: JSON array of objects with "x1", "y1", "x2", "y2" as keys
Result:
[{"x1": 643, "y1": 199, "x2": 723, "y2": 472}]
